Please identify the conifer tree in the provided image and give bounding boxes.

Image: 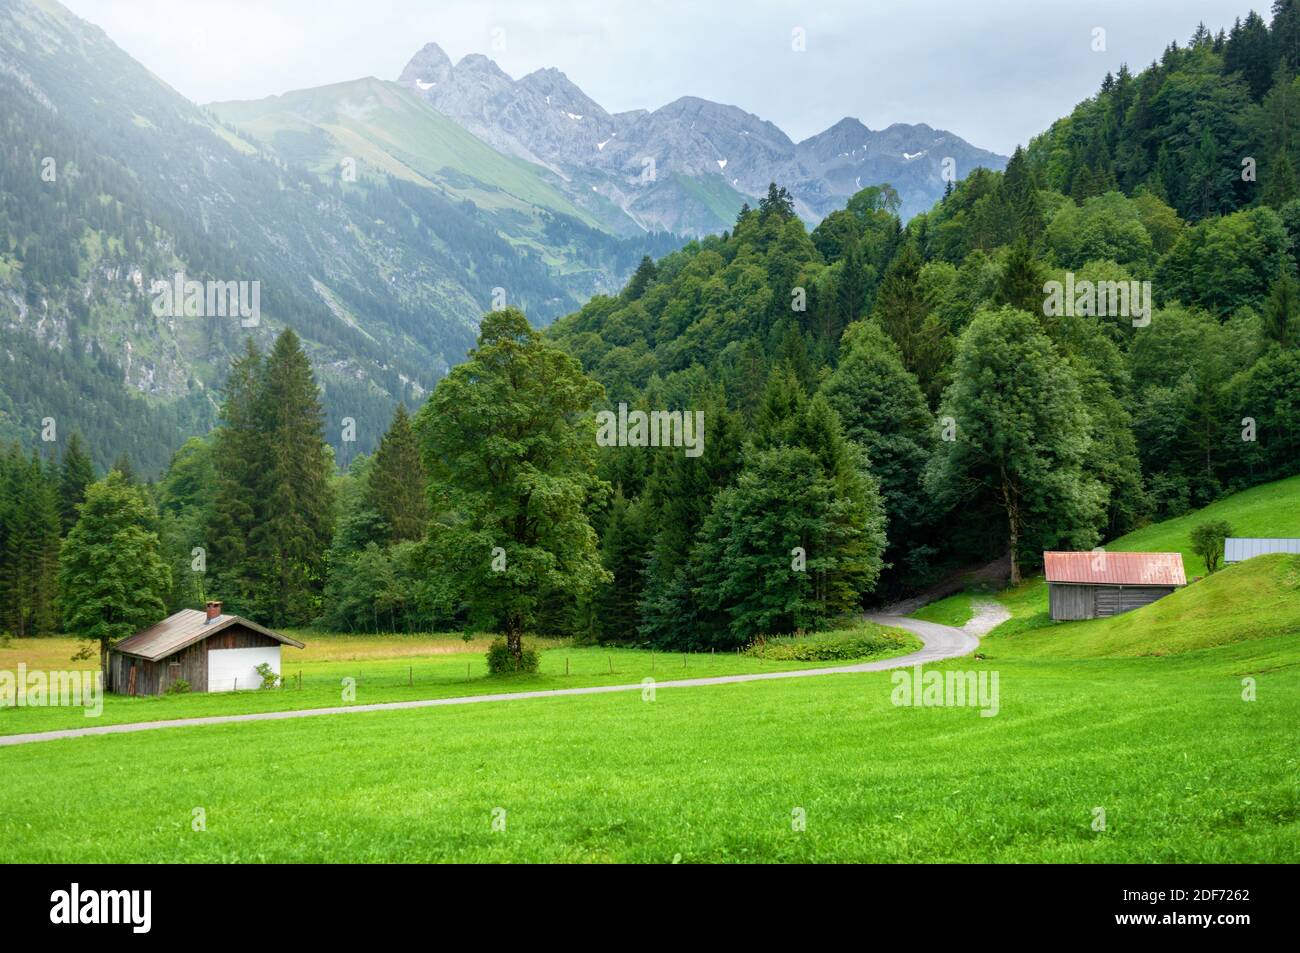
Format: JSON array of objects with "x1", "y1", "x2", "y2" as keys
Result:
[
  {"x1": 58, "y1": 432, "x2": 94, "y2": 534},
  {"x1": 594, "y1": 487, "x2": 647, "y2": 642},
  {"x1": 206, "y1": 341, "x2": 264, "y2": 613},
  {"x1": 248, "y1": 329, "x2": 336, "y2": 625},
  {"x1": 1263, "y1": 267, "x2": 1299, "y2": 348},
  {"x1": 364, "y1": 404, "x2": 428, "y2": 544},
  {"x1": 994, "y1": 239, "x2": 1046, "y2": 315},
  {"x1": 872, "y1": 241, "x2": 952, "y2": 404}
]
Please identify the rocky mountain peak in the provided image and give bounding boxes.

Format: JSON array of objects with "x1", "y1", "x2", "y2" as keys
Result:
[{"x1": 398, "y1": 42, "x2": 453, "y2": 86}]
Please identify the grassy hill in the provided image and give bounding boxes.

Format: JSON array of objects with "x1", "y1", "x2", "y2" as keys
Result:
[
  {"x1": 986, "y1": 554, "x2": 1300, "y2": 659},
  {"x1": 1105, "y1": 475, "x2": 1300, "y2": 577},
  {"x1": 973, "y1": 475, "x2": 1300, "y2": 658}
]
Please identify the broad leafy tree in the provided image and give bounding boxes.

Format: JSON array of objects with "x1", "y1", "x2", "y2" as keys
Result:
[{"x1": 415, "y1": 308, "x2": 609, "y2": 665}]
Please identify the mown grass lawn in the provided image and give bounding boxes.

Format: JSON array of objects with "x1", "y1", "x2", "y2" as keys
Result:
[
  {"x1": 1, "y1": 634, "x2": 1295, "y2": 862},
  {"x1": 0, "y1": 625, "x2": 918, "y2": 736}
]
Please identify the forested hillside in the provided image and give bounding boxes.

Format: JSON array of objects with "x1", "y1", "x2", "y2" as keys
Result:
[{"x1": 542, "y1": 5, "x2": 1300, "y2": 631}]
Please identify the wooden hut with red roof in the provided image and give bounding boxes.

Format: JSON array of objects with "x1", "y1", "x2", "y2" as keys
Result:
[{"x1": 1043, "y1": 551, "x2": 1186, "y2": 621}]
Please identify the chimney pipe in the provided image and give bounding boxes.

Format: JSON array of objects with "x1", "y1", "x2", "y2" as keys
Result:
[{"x1": 205, "y1": 601, "x2": 222, "y2": 623}]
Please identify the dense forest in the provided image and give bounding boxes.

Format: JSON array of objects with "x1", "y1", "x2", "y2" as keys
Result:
[{"x1": 6, "y1": 7, "x2": 1299, "y2": 657}]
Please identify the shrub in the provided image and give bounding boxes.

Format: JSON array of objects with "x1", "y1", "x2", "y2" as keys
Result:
[
  {"x1": 1190, "y1": 519, "x2": 1234, "y2": 573},
  {"x1": 746, "y1": 628, "x2": 911, "y2": 662},
  {"x1": 255, "y1": 662, "x2": 281, "y2": 689},
  {"x1": 486, "y1": 638, "x2": 540, "y2": 675},
  {"x1": 164, "y1": 679, "x2": 191, "y2": 695}
]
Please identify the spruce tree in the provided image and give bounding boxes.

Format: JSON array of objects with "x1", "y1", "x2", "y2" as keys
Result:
[
  {"x1": 595, "y1": 488, "x2": 647, "y2": 642},
  {"x1": 247, "y1": 329, "x2": 336, "y2": 626},
  {"x1": 0, "y1": 451, "x2": 61, "y2": 635},
  {"x1": 58, "y1": 432, "x2": 94, "y2": 534},
  {"x1": 995, "y1": 239, "x2": 1046, "y2": 315},
  {"x1": 820, "y1": 321, "x2": 938, "y2": 578},
  {"x1": 206, "y1": 340, "x2": 264, "y2": 614},
  {"x1": 1263, "y1": 267, "x2": 1299, "y2": 348},
  {"x1": 872, "y1": 242, "x2": 951, "y2": 404},
  {"x1": 364, "y1": 404, "x2": 429, "y2": 544}
]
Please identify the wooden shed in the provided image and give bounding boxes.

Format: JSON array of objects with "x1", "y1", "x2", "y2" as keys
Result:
[
  {"x1": 106, "y1": 602, "x2": 304, "y2": 695},
  {"x1": 1044, "y1": 551, "x2": 1186, "y2": 621}
]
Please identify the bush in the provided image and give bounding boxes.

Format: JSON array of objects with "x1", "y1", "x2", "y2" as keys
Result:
[
  {"x1": 255, "y1": 662, "x2": 281, "y2": 689},
  {"x1": 1190, "y1": 519, "x2": 1234, "y2": 573},
  {"x1": 746, "y1": 628, "x2": 911, "y2": 662},
  {"x1": 164, "y1": 679, "x2": 191, "y2": 695},
  {"x1": 486, "y1": 638, "x2": 540, "y2": 675}
]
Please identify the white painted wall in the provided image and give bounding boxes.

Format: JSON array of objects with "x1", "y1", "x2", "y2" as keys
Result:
[{"x1": 207, "y1": 646, "x2": 280, "y2": 692}]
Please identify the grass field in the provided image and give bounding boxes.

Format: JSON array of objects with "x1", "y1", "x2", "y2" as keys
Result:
[
  {"x1": 985, "y1": 555, "x2": 1300, "y2": 659},
  {"x1": 3, "y1": 481, "x2": 1298, "y2": 863},
  {"x1": 0, "y1": 624, "x2": 919, "y2": 736},
  {"x1": 1, "y1": 633, "x2": 1294, "y2": 862},
  {"x1": 1107, "y1": 474, "x2": 1300, "y2": 577}
]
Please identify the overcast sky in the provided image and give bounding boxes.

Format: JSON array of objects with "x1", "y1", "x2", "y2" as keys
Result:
[{"x1": 64, "y1": 0, "x2": 1259, "y2": 155}]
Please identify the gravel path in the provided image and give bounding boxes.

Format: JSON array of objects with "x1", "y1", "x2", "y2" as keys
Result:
[
  {"x1": 962, "y1": 599, "x2": 1012, "y2": 637},
  {"x1": 0, "y1": 617, "x2": 977, "y2": 748}
]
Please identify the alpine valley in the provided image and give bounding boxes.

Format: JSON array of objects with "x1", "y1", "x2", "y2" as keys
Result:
[{"x1": 0, "y1": 0, "x2": 1003, "y2": 472}]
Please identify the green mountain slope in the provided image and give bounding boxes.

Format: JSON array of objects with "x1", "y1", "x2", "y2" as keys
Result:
[
  {"x1": 989, "y1": 553, "x2": 1300, "y2": 659},
  {"x1": 1105, "y1": 474, "x2": 1300, "y2": 576},
  {"x1": 208, "y1": 78, "x2": 599, "y2": 227},
  {"x1": 0, "y1": 0, "x2": 673, "y2": 473},
  {"x1": 982, "y1": 475, "x2": 1300, "y2": 658}
]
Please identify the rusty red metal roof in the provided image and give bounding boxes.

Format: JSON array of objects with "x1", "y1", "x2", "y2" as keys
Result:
[{"x1": 1043, "y1": 551, "x2": 1186, "y2": 587}]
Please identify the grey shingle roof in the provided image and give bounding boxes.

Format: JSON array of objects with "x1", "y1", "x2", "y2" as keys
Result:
[{"x1": 111, "y1": 609, "x2": 304, "y2": 662}]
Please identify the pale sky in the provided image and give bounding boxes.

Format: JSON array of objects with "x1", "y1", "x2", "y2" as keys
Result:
[{"x1": 63, "y1": 0, "x2": 1259, "y2": 155}]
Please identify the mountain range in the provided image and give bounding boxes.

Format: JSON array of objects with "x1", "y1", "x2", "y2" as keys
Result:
[
  {"x1": 0, "y1": 0, "x2": 1003, "y2": 474},
  {"x1": 0, "y1": 0, "x2": 670, "y2": 471},
  {"x1": 396, "y1": 41, "x2": 1008, "y2": 231}
]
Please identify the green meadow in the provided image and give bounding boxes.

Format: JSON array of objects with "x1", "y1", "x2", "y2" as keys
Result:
[
  {"x1": 2, "y1": 480, "x2": 1298, "y2": 863},
  {"x1": 0, "y1": 624, "x2": 918, "y2": 736},
  {"x1": 1, "y1": 633, "x2": 1295, "y2": 863}
]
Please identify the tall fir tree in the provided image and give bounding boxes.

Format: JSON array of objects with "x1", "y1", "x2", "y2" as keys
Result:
[
  {"x1": 57, "y1": 432, "x2": 94, "y2": 534},
  {"x1": 247, "y1": 329, "x2": 336, "y2": 626},
  {"x1": 364, "y1": 404, "x2": 429, "y2": 544}
]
